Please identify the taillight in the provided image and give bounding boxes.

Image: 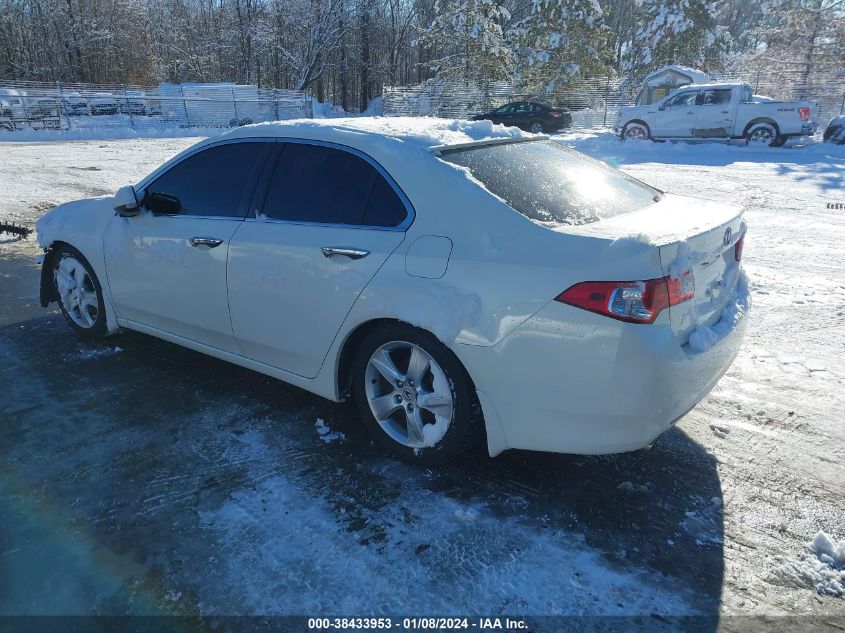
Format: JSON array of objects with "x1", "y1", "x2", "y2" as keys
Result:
[
  {"x1": 734, "y1": 234, "x2": 745, "y2": 261},
  {"x1": 555, "y1": 273, "x2": 694, "y2": 324},
  {"x1": 548, "y1": 111, "x2": 563, "y2": 118},
  {"x1": 798, "y1": 107, "x2": 810, "y2": 121}
]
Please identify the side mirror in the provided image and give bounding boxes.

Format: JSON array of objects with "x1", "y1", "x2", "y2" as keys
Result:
[
  {"x1": 113, "y1": 185, "x2": 139, "y2": 217},
  {"x1": 144, "y1": 191, "x2": 182, "y2": 215},
  {"x1": 658, "y1": 104, "x2": 668, "y2": 111}
]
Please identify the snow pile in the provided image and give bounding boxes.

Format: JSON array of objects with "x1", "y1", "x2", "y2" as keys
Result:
[
  {"x1": 710, "y1": 423, "x2": 731, "y2": 439},
  {"x1": 688, "y1": 270, "x2": 750, "y2": 353},
  {"x1": 232, "y1": 116, "x2": 528, "y2": 150},
  {"x1": 772, "y1": 531, "x2": 845, "y2": 597},
  {"x1": 1, "y1": 125, "x2": 219, "y2": 143},
  {"x1": 310, "y1": 98, "x2": 350, "y2": 119},
  {"x1": 36, "y1": 196, "x2": 113, "y2": 249},
  {"x1": 314, "y1": 418, "x2": 345, "y2": 444}
]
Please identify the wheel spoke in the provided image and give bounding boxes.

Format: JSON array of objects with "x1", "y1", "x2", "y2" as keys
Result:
[
  {"x1": 418, "y1": 391, "x2": 452, "y2": 417},
  {"x1": 80, "y1": 297, "x2": 98, "y2": 316},
  {"x1": 370, "y1": 348, "x2": 404, "y2": 384},
  {"x1": 81, "y1": 306, "x2": 95, "y2": 327},
  {"x1": 406, "y1": 347, "x2": 430, "y2": 386},
  {"x1": 405, "y1": 408, "x2": 426, "y2": 445},
  {"x1": 370, "y1": 393, "x2": 401, "y2": 421}
]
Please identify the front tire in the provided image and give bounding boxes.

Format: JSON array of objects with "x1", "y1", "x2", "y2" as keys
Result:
[
  {"x1": 52, "y1": 245, "x2": 108, "y2": 338},
  {"x1": 622, "y1": 122, "x2": 651, "y2": 141},
  {"x1": 351, "y1": 323, "x2": 482, "y2": 464}
]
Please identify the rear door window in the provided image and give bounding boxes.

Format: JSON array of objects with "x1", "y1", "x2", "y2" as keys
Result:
[
  {"x1": 699, "y1": 89, "x2": 732, "y2": 105},
  {"x1": 440, "y1": 140, "x2": 659, "y2": 226},
  {"x1": 261, "y1": 142, "x2": 408, "y2": 228}
]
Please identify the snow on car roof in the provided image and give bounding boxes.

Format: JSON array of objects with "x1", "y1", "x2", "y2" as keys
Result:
[
  {"x1": 216, "y1": 117, "x2": 531, "y2": 152},
  {"x1": 670, "y1": 82, "x2": 746, "y2": 91}
]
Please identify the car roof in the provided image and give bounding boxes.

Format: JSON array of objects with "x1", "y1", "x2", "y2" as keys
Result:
[
  {"x1": 671, "y1": 82, "x2": 746, "y2": 92},
  {"x1": 209, "y1": 117, "x2": 534, "y2": 156}
]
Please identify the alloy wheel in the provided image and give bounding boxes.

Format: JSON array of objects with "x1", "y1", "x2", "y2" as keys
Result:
[
  {"x1": 55, "y1": 255, "x2": 99, "y2": 329},
  {"x1": 748, "y1": 126, "x2": 775, "y2": 144},
  {"x1": 625, "y1": 125, "x2": 648, "y2": 140},
  {"x1": 364, "y1": 341, "x2": 454, "y2": 448}
]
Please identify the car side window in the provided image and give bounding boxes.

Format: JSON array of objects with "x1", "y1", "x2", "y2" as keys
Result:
[
  {"x1": 494, "y1": 105, "x2": 513, "y2": 114},
  {"x1": 144, "y1": 142, "x2": 267, "y2": 217},
  {"x1": 665, "y1": 92, "x2": 696, "y2": 108},
  {"x1": 261, "y1": 143, "x2": 407, "y2": 228},
  {"x1": 699, "y1": 89, "x2": 732, "y2": 106}
]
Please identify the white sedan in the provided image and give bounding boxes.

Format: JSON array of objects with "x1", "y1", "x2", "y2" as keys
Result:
[{"x1": 36, "y1": 118, "x2": 748, "y2": 463}]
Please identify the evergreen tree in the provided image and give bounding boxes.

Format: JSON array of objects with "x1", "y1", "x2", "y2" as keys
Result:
[
  {"x1": 421, "y1": 0, "x2": 513, "y2": 82},
  {"x1": 624, "y1": 0, "x2": 726, "y2": 74},
  {"x1": 508, "y1": 0, "x2": 610, "y2": 92}
]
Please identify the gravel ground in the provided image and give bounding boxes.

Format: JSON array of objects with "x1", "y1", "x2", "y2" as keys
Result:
[{"x1": 0, "y1": 134, "x2": 843, "y2": 629}]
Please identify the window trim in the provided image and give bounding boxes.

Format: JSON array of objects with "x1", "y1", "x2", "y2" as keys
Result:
[
  {"x1": 135, "y1": 137, "x2": 277, "y2": 220},
  {"x1": 248, "y1": 137, "x2": 415, "y2": 232}
]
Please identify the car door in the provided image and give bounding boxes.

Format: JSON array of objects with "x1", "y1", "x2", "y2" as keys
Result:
[
  {"x1": 103, "y1": 140, "x2": 272, "y2": 353},
  {"x1": 693, "y1": 88, "x2": 733, "y2": 137},
  {"x1": 652, "y1": 90, "x2": 698, "y2": 137},
  {"x1": 509, "y1": 102, "x2": 533, "y2": 128},
  {"x1": 227, "y1": 140, "x2": 411, "y2": 378}
]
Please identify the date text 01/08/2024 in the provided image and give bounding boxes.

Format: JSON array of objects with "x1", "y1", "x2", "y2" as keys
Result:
[{"x1": 307, "y1": 617, "x2": 529, "y2": 630}]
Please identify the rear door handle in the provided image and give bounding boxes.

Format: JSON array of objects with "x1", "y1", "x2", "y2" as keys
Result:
[
  {"x1": 321, "y1": 247, "x2": 370, "y2": 260},
  {"x1": 189, "y1": 237, "x2": 224, "y2": 248}
]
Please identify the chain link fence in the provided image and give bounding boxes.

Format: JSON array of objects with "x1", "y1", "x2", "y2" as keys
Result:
[
  {"x1": 383, "y1": 68, "x2": 845, "y2": 132},
  {"x1": 0, "y1": 80, "x2": 312, "y2": 133}
]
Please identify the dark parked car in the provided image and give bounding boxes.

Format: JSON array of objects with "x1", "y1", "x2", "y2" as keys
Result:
[
  {"x1": 472, "y1": 101, "x2": 572, "y2": 133},
  {"x1": 823, "y1": 115, "x2": 845, "y2": 144}
]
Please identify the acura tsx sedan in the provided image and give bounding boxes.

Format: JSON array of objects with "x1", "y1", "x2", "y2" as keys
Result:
[{"x1": 36, "y1": 118, "x2": 748, "y2": 463}]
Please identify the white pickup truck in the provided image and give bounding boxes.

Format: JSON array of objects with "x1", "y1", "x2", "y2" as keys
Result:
[{"x1": 615, "y1": 82, "x2": 819, "y2": 147}]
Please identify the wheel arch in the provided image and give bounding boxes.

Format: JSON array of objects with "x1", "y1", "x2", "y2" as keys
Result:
[
  {"x1": 742, "y1": 117, "x2": 780, "y2": 137},
  {"x1": 40, "y1": 240, "x2": 120, "y2": 334},
  {"x1": 622, "y1": 119, "x2": 651, "y2": 137},
  {"x1": 39, "y1": 239, "x2": 70, "y2": 307},
  {"x1": 335, "y1": 317, "x2": 482, "y2": 405}
]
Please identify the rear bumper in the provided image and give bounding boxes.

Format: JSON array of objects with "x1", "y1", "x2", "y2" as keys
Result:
[{"x1": 457, "y1": 298, "x2": 747, "y2": 457}]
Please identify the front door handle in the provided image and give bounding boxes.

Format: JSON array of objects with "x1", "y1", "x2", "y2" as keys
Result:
[
  {"x1": 321, "y1": 246, "x2": 370, "y2": 260},
  {"x1": 189, "y1": 237, "x2": 224, "y2": 248}
]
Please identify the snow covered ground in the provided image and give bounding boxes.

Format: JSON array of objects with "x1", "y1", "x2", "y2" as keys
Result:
[{"x1": 0, "y1": 129, "x2": 843, "y2": 625}]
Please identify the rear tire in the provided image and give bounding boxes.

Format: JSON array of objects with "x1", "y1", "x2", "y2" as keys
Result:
[
  {"x1": 51, "y1": 245, "x2": 108, "y2": 338},
  {"x1": 529, "y1": 119, "x2": 545, "y2": 134},
  {"x1": 745, "y1": 122, "x2": 782, "y2": 147},
  {"x1": 351, "y1": 323, "x2": 482, "y2": 464}
]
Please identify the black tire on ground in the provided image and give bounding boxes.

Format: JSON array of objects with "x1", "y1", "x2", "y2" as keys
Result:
[
  {"x1": 745, "y1": 122, "x2": 782, "y2": 147},
  {"x1": 51, "y1": 245, "x2": 108, "y2": 338},
  {"x1": 351, "y1": 323, "x2": 483, "y2": 464},
  {"x1": 622, "y1": 122, "x2": 651, "y2": 141}
]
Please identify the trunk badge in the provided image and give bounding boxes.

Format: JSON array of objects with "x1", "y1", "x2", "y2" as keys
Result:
[{"x1": 723, "y1": 227, "x2": 733, "y2": 247}]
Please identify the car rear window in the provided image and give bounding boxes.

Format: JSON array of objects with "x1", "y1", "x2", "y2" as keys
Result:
[{"x1": 440, "y1": 140, "x2": 659, "y2": 226}]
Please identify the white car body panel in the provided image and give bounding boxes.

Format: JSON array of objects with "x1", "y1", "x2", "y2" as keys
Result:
[
  {"x1": 103, "y1": 214, "x2": 243, "y2": 353},
  {"x1": 36, "y1": 118, "x2": 748, "y2": 458},
  {"x1": 228, "y1": 220, "x2": 406, "y2": 378}
]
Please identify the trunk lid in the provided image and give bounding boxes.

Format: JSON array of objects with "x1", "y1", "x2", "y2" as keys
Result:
[{"x1": 569, "y1": 194, "x2": 746, "y2": 343}]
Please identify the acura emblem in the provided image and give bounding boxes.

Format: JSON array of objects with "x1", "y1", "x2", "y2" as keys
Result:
[{"x1": 723, "y1": 227, "x2": 732, "y2": 247}]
